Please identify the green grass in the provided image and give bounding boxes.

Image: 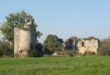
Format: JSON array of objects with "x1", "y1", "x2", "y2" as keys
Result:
[{"x1": 0, "y1": 56, "x2": 110, "y2": 75}]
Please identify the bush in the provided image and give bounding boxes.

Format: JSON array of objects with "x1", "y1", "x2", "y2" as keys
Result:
[
  {"x1": 0, "y1": 40, "x2": 13, "y2": 57},
  {"x1": 29, "y1": 50, "x2": 43, "y2": 57},
  {"x1": 98, "y1": 39, "x2": 110, "y2": 56},
  {"x1": 29, "y1": 42, "x2": 44, "y2": 57}
]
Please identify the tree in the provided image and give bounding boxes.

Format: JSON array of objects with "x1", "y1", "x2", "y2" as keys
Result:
[
  {"x1": 44, "y1": 35, "x2": 63, "y2": 54},
  {"x1": 98, "y1": 38, "x2": 110, "y2": 56},
  {"x1": 0, "y1": 40, "x2": 13, "y2": 57},
  {"x1": 0, "y1": 10, "x2": 41, "y2": 44}
]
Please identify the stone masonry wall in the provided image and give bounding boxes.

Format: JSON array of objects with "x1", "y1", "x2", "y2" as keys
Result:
[
  {"x1": 77, "y1": 39, "x2": 99, "y2": 54},
  {"x1": 14, "y1": 20, "x2": 36, "y2": 58}
]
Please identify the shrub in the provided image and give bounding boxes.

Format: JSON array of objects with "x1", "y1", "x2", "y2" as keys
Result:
[
  {"x1": 0, "y1": 40, "x2": 13, "y2": 57},
  {"x1": 98, "y1": 38, "x2": 110, "y2": 56},
  {"x1": 29, "y1": 42, "x2": 44, "y2": 57},
  {"x1": 29, "y1": 50, "x2": 43, "y2": 57}
]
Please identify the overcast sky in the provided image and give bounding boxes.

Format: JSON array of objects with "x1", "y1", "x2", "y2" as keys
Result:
[{"x1": 0, "y1": 0, "x2": 110, "y2": 43}]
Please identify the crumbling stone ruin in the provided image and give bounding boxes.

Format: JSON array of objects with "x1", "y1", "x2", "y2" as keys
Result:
[
  {"x1": 14, "y1": 19, "x2": 36, "y2": 58},
  {"x1": 64, "y1": 37, "x2": 99, "y2": 54},
  {"x1": 64, "y1": 37, "x2": 78, "y2": 50},
  {"x1": 77, "y1": 39, "x2": 99, "y2": 54}
]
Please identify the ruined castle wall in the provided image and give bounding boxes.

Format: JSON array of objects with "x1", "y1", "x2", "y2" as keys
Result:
[
  {"x1": 14, "y1": 19, "x2": 36, "y2": 58},
  {"x1": 77, "y1": 39, "x2": 98, "y2": 54},
  {"x1": 19, "y1": 29, "x2": 31, "y2": 52},
  {"x1": 14, "y1": 28, "x2": 32, "y2": 57},
  {"x1": 30, "y1": 29, "x2": 36, "y2": 50},
  {"x1": 14, "y1": 28, "x2": 20, "y2": 56}
]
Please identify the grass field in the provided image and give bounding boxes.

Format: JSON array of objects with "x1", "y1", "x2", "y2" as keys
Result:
[{"x1": 0, "y1": 56, "x2": 110, "y2": 75}]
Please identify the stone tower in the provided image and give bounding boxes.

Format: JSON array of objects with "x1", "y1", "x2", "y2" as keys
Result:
[{"x1": 14, "y1": 19, "x2": 36, "y2": 58}]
